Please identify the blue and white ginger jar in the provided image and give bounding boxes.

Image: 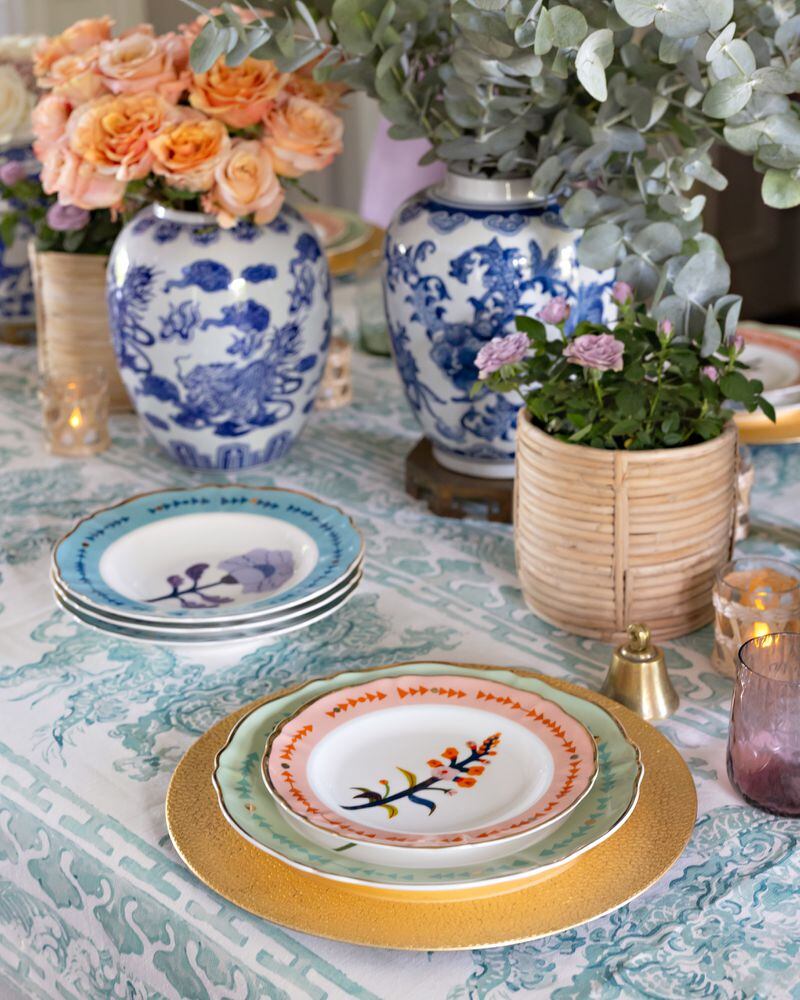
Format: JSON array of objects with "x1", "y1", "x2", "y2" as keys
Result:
[
  {"x1": 383, "y1": 171, "x2": 616, "y2": 478},
  {"x1": 0, "y1": 144, "x2": 38, "y2": 332},
  {"x1": 107, "y1": 203, "x2": 331, "y2": 470}
]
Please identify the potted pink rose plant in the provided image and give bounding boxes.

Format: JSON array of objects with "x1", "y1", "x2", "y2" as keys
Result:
[
  {"x1": 477, "y1": 284, "x2": 774, "y2": 642},
  {"x1": 27, "y1": 11, "x2": 345, "y2": 468}
]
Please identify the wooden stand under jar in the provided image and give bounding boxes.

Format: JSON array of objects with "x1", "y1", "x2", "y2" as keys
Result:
[
  {"x1": 29, "y1": 246, "x2": 131, "y2": 412},
  {"x1": 514, "y1": 410, "x2": 738, "y2": 643}
]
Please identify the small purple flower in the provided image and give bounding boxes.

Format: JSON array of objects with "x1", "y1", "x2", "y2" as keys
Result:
[
  {"x1": 475, "y1": 331, "x2": 529, "y2": 380},
  {"x1": 564, "y1": 333, "x2": 625, "y2": 373},
  {"x1": 659, "y1": 319, "x2": 674, "y2": 338},
  {"x1": 539, "y1": 296, "x2": 571, "y2": 325},
  {"x1": 702, "y1": 365, "x2": 719, "y2": 382},
  {"x1": 218, "y1": 548, "x2": 295, "y2": 594},
  {"x1": 611, "y1": 280, "x2": 633, "y2": 305},
  {"x1": 185, "y1": 563, "x2": 209, "y2": 582},
  {"x1": 166, "y1": 575, "x2": 183, "y2": 590},
  {"x1": 732, "y1": 333, "x2": 745, "y2": 354},
  {"x1": 46, "y1": 203, "x2": 90, "y2": 232},
  {"x1": 0, "y1": 161, "x2": 26, "y2": 186}
]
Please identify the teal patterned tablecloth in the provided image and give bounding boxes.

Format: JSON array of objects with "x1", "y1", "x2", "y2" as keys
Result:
[{"x1": 1, "y1": 343, "x2": 799, "y2": 1000}]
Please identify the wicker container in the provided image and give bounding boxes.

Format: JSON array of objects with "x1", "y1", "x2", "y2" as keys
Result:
[
  {"x1": 29, "y1": 246, "x2": 131, "y2": 412},
  {"x1": 514, "y1": 410, "x2": 738, "y2": 643}
]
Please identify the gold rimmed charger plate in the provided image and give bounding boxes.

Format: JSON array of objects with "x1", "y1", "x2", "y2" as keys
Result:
[{"x1": 166, "y1": 664, "x2": 697, "y2": 951}]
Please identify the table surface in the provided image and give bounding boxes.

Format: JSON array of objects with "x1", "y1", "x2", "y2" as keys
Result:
[{"x1": 1, "y1": 343, "x2": 798, "y2": 1000}]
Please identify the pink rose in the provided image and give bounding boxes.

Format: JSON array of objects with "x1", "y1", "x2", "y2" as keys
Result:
[
  {"x1": 96, "y1": 31, "x2": 191, "y2": 103},
  {"x1": 475, "y1": 331, "x2": 529, "y2": 379},
  {"x1": 32, "y1": 93, "x2": 72, "y2": 151},
  {"x1": 264, "y1": 97, "x2": 344, "y2": 177},
  {"x1": 538, "y1": 296, "x2": 571, "y2": 325},
  {"x1": 611, "y1": 280, "x2": 633, "y2": 305},
  {"x1": 202, "y1": 138, "x2": 284, "y2": 228},
  {"x1": 40, "y1": 142, "x2": 125, "y2": 210},
  {"x1": 702, "y1": 365, "x2": 719, "y2": 382},
  {"x1": 34, "y1": 16, "x2": 113, "y2": 82},
  {"x1": 46, "y1": 50, "x2": 108, "y2": 104},
  {"x1": 0, "y1": 161, "x2": 27, "y2": 185},
  {"x1": 563, "y1": 333, "x2": 625, "y2": 373}
]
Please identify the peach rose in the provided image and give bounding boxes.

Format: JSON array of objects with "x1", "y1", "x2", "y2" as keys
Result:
[
  {"x1": 189, "y1": 57, "x2": 287, "y2": 128},
  {"x1": 264, "y1": 97, "x2": 343, "y2": 177},
  {"x1": 32, "y1": 93, "x2": 71, "y2": 155},
  {"x1": 46, "y1": 49, "x2": 107, "y2": 103},
  {"x1": 148, "y1": 116, "x2": 230, "y2": 191},
  {"x1": 40, "y1": 142, "x2": 125, "y2": 210},
  {"x1": 96, "y1": 31, "x2": 190, "y2": 103},
  {"x1": 34, "y1": 16, "x2": 113, "y2": 81},
  {"x1": 68, "y1": 92, "x2": 180, "y2": 182},
  {"x1": 283, "y1": 74, "x2": 346, "y2": 109},
  {"x1": 202, "y1": 138, "x2": 284, "y2": 227}
]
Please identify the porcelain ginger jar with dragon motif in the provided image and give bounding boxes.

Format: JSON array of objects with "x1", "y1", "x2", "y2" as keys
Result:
[
  {"x1": 107, "y1": 203, "x2": 331, "y2": 471},
  {"x1": 383, "y1": 171, "x2": 616, "y2": 478}
]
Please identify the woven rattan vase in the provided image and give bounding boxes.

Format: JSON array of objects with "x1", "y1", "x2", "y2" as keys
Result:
[
  {"x1": 514, "y1": 410, "x2": 738, "y2": 643},
  {"x1": 30, "y1": 247, "x2": 131, "y2": 412}
]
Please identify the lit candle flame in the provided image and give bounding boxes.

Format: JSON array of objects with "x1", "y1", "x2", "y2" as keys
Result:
[
  {"x1": 68, "y1": 406, "x2": 83, "y2": 429},
  {"x1": 752, "y1": 592, "x2": 769, "y2": 638}
]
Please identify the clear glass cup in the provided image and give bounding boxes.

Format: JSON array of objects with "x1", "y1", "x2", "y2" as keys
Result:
[
  {"x1": 711, "y1": 557, "x2": 800, "y2": 678},
  {"x1": 727, "y1": 632, "x2": 800, "y2": 816},
  {"x1": 39, "y1": 367, "x2": 110, "y2": 457}
]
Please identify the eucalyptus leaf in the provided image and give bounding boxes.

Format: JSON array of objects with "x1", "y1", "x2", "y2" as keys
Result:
[
  {"x1": 549, "y1": 6, "x2": 588, "y2": 48},
  {"x1": 577, "y1": 222, "x2": 623, "y2": 269},
  {"x1": 576, "y1": 28, "x2": 614, "y2": 101},
  {"x1": 762, "y1": 168, "x2": 800, "y2": 208},
  {"x1": 673, "y1": 251, "x2": 730, "y2": 304},
  {"x1": 702, "y1": 77, "x2": 753, "y2": 117}
]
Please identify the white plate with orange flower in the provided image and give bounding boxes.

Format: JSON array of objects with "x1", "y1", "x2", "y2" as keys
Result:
[{"x1": 261, "y1": 673, "x2": 598, "y2": 867}]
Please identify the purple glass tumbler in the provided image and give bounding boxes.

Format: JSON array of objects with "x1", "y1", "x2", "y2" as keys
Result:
[{"x1": 727, "y1": 632, "x2": 800, "y2": 816}]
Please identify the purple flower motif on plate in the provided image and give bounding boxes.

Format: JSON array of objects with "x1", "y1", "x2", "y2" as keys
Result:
[{"x1": 218, "y1": 548, "x2": 294, "y2": 594}]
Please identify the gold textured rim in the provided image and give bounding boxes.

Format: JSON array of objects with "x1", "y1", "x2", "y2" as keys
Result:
[
  {"x1": 51, "y1": 483, "x2": 366, "y2": 620},
  {"x1": 259, "y1": 669, "x2": 600, "y2": 853},
  {"x1": 167, "y1": 664, "x2": 693, "y2": 949}
]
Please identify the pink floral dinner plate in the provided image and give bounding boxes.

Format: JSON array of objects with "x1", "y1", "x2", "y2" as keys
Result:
[{"x1": 262, "y1": 674, "x2": 598, "y2": 861}]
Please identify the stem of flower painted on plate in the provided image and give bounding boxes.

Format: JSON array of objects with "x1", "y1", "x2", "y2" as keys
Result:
[
  {"x1": 146, "y1": 574, "x2": 237, "y2": 603},
  {"x1": 341, "y1": 737, "x2": 498, "y2": 813}
]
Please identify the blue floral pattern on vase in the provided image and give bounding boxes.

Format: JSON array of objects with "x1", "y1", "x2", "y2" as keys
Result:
[
  {"x1": 383, "y1": 181, "x2": 616, "y2": 477},
  {"x1": 0, "y1": 144, "x2": 38, "y2": 327},
  {"x1": 107, "y1": 204, "x2": 331, "y2": 470}
]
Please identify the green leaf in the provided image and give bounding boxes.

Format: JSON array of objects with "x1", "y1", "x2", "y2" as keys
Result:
[
  {"x1": 702, "y1": 78, "x2": 753, "y2": 118},
  {"x1": 516, "y1": 315, "x2": 547, "y2": 343},
  {"x1": 549, "y1": 6, "x2": 587, "y2": 48},
  {"x1": 761, "y1": 168, "x2": 800, "y2": 209},
  {"x1": 534, "y1": 7, "x2": 554, "y2": 55},
  {"x1": 719, "y1": 370, "x2": 754, "y2": 402},
  {"x1": 577, "y1": 222, "x2": 622, "y2": 269},
  {"x1": 190, "y1": 20, "x2": 227, "y2": 73},
  {"x1": 397, "y1": 767, "x2": 417, "y2": 787},
  {"x1": 576, "y1": 28, "x2": 613, "y2": 101},
  {"x1": 673, "y1": 251, "x2": 730, "y2": 304},
  {"x1": 701, "y1": 307, "x2": 722, "y2": 357},
  {"x1": 757, "y1": 396, "x2": 776, "y2": 422}
]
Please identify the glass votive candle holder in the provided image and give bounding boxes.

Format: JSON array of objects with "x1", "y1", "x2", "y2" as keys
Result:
[
  {"x1": 711, "y1": 557, "x2": 800, "y2": 678},
  {"x1": 727, "y1": 632, "x2": 800, "y2": 816},
  {"x1": 39, "y1": 367, "x2": 110, "y2": 457}
]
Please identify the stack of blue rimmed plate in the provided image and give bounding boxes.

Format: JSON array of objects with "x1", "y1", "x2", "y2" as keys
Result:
[{"x1": 50, "y1": 485, "x2": 364, "y2": 645}]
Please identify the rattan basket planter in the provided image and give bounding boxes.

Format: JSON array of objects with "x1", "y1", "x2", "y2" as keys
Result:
[
  {"x1": 29, "y1": 246, "x2": 131, "y2": 412},
  {"x1": 514, "y1": 409, "x2": 738, "y2": 643}
]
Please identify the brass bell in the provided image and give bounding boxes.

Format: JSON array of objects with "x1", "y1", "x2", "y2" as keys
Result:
[{"x1": 601, "y1": 623, "x2": 679, "y2": 721}]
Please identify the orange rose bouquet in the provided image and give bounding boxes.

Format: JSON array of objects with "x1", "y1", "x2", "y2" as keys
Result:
[{"x1": 29, "y1": 11, "x2": 344, "y2": 244}]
